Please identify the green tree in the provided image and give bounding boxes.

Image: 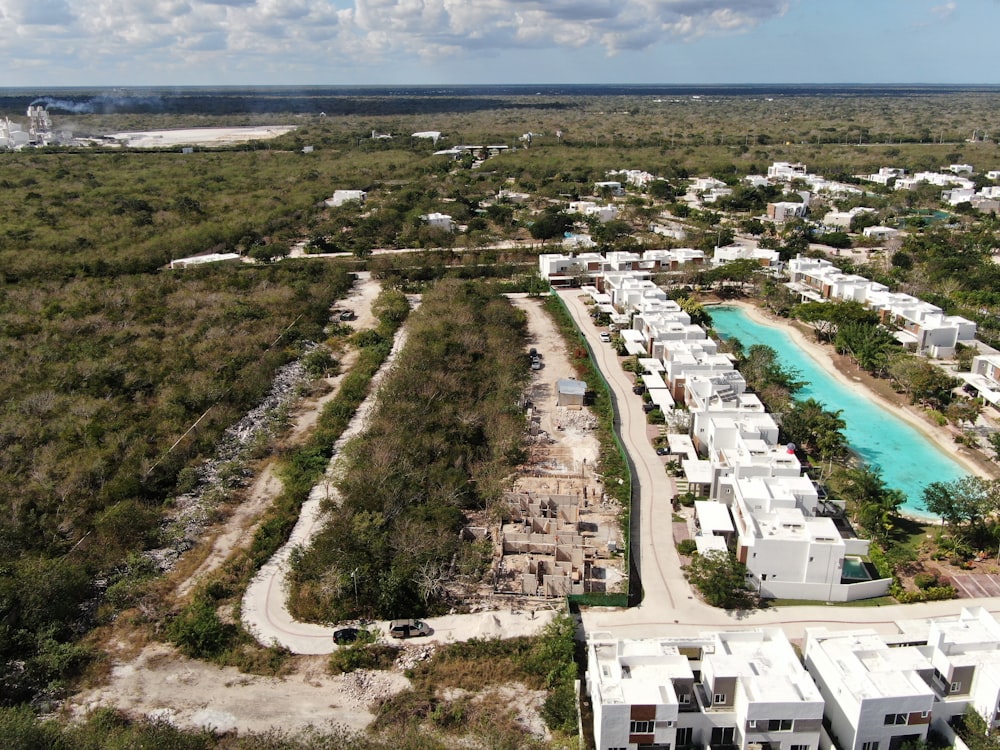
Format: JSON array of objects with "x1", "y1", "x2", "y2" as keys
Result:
[
  {"x1": 840, "y1": 465, "x2": 903, "y2": 543},
  {"x1": 683, "y1": 550, "x2": 752, "y2": 609},
  {"x1": 922, "y1": 476, "x2": 998, "y2": 534},
  {"x1": 834, "y1": 322, "x2": 898, "y2": 376},
  {"x1": 780, "y1": 398, "x2": 847, "y2": 469},
  {"x1": 887, "y1": 356, "x2": 958, "y2": 408}
]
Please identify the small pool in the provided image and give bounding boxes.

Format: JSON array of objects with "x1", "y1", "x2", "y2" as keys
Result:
[{"x1": 842, "y1": 556, "x2": 872, "y2": 581}]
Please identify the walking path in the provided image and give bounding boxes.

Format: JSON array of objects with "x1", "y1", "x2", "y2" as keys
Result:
[{"x1": 555, "y1": 289, "x2": 1000, "y2": 641}]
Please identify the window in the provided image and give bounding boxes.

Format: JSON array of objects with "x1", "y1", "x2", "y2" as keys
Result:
[
  {"x1": 676, "y1": 727, "x2": 694, "y2": 746},
  {"x1": 884, "y1": 714, "x2": 907, "y2": 726},
  {"x1": 790, "y1": 745, "x2": 810, "y2": 750},
  {"x1": 921, "y1": 711, "x2": 930, "y2": 719},
  {"x1": 767, "y1": 719, "x2": 793, "y2": 731},
  {"x1": 714, "y1": 693, "x2": 727, "y2": 704},
  {"x1": 747, "y1": 720, "x2": 757, "y2": 728},
  {"x1": 631, "y1": 720, "x2": 655, "y2": 734},
  {"x1": 862, "y1": 742, "x2": 879, "y2": 750},
  {"x1": 678, "y1": 693, "x2": 691, "y2": 704},
  {"x1": 951, "y1": 682, "x2": 961, "y2": 693}
]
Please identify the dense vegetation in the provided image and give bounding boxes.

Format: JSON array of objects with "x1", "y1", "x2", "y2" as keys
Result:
[
  {"x1": 0, "y1": 261, "x2": 351, "y2": 706},
  {"x1": 288, "y1": 280, "x2": 529, "y2": 620}
]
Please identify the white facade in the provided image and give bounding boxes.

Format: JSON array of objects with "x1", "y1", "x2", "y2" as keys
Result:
[
  {"x1": 767, "y1": 202, "x2": 808, "y2": 222},
  {"x1": 420, "y1": 212, "x2": 454, "y2": 231},
  {"x1": 595, "y1": 180, "x2": 625, "y2": 196},
  {"x1": 804, "y1": 629, "x2": 936, "y2": 750},
  {"x1": 589, "y1": 629, "x2": 824, "y2": 750},
  {"x1": 862, "y1": 226, "x2": 899, "y2": 241},
  {"x1": 325, "y1": 189, "x2": 366, "y2": 207},
  {"x1": 713, "y1": 243, "x2": 781, "y2": 267},
  {"x1": 768, "y1": 162, "x2": 808, "y2": 181},
  {"x1": 822, "y1": 207, "x2": 875, "y2": 229}
]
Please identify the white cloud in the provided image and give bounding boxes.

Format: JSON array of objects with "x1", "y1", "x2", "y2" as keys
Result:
[
  {"x1": 931, "y1": 1, "x2": 957, "y2": 19},
  {"x1": 0, "y1": 0, "x2": 789, "y2": 79}
]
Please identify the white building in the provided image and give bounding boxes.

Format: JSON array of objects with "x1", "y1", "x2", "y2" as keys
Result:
[
  {"x1": 595, "y1": 180, "x2": 625, "y2": 196},
  {"x1": 967, "y1": 354, "x2": 1000, "y2": 408},
  {"x1": 862, "y1": 226, "x2": 899, "y2": 242},
  {"x1": 768, "y1": 162, "x2": 808, "y2": 181},
  {"x1": 589, "y1": 629, "x2": 825, "y2": 750},
  {"x1": 569, "y1": 200, "x2": 619, "y2": 223},
  {"x1": 325, "y1": 189, "x2": 366, "y2": 207},
  {"x1": 864, "y1": 168, "x2": 906, "y2": 186},
  {"x1": 713, "y1": 243, "x2": 781, "y2": 268},
  {"x1": 822, "y1": 207, "x2": 876, "y2": 229},
  {"x1": 901, "y1": 607, "x2": 1000, "y2": 728},
  {"x1": 420, "y1": 212, "x2": 454, "y2": 231},
  {"x1": 804, "y1": 629, "x2": 936, "y2": 750},
  {"x1": 767, "y1": 202, "x2": 808, "y2": 222}
]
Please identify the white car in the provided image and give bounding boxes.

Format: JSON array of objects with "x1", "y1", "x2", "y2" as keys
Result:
[{"x1": 599, "y1": 332, "x2": 611, "y2": 343}]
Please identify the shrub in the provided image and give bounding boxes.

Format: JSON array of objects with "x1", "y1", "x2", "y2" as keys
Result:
[
  {"x1": 913, "y1": 572, "x2": 938, "y2": 590},
  {"x1": 328, "y1": 643, "x2": 400, "y2": 675},
  {"x1": 677, "y1": 539, "x2": 698, "y2": 556}
]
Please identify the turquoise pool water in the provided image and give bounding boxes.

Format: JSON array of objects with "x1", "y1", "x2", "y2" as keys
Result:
[
  {"x1": 709, "y1": 305, "x2": 967, "y2": 517},
  {"x1": 841, "y1": 556, "x2": 872, "y2": 581}
]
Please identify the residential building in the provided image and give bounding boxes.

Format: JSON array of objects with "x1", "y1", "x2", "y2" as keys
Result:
[
  {"x1": 966, "y1": 354, "x2": 1000, "y2": 408},
  {"x1": 822, "y1": 207, "x2": 875, "y2": 229},
  {"x1": 804, "y1": 629, "x2": 936, "y2": 750},
  {"x1": 713, "y1": 243, "x2": 781, "y2": 268},
  {"x1": 898, "y1": 607, "x2": 1000, "y2": 728},
  {"x1": 862, "y1": 226, "x2": 899, "y2": 242},
  {"x1": 588, "y1": 629, "x2": 825, "y2": 750},
  {"x1": 767, "y1": 202, "x2": 808, "y2": 222},
  {"x1": 595, "y1": 180, "x2": 625, "y2": 196},
  {"x1": 768, "y1": 162, "x2": 808, "y2": 181},
  {"x1": 864, "y1": 168, "x2": 906, "y2": 186}
]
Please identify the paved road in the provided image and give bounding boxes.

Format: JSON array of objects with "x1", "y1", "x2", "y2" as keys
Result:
[{"x1": 556, "y1": 289, "x2": 1000, "y2": 640}]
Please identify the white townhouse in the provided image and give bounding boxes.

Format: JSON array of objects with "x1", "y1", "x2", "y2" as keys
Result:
[
  {"x1": 786, "y1": 256, "x2": 977, "y2": 358},
  {"x1": 538, "y1": 252, "x2": 606, "y2": 285},
  {"x1": 863, "y1": 167, "x2": 906, "y2": 186},
  {"x1": 987, "y1": 170, "x2": 1000, "y2": 181},
  {"x1": 659, "y1": 342, "x2": 735, "y2": 403},
  {"x1": 588, "y1": 629, "x2": 825, "y2": 750},
  {"x1": 904, "y1": 607, "x2": 1000, "y2": 728},
  {"x1": 713, "y1": 243, "x2": 781, "y2": 268},
  {"x1": 804, "y1": 629, "x2": 937, "y2": 750},
  {"x1": 767, "y1": 162, "x2": 808, "y2": 181},
  {"x1": 967, "y1": 353, "x2": 1000, "y2": 409},
  {"x1": 862, "y1": 226, "x2": 899, "y2": 242},
  {"x1": 607, "y1": 169, "x2": 658, "y2": 188}
]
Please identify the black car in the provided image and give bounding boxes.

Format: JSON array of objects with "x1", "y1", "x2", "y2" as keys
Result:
[
  {"x1": 633, "y1": 384, "x2": 645, "y2": 395},
  {"x1": 332, "y1": 627, "x2": 360, "y2": 645},
  {"x1": 656, "y1": 446, "x2": 670, "y2": 456}
]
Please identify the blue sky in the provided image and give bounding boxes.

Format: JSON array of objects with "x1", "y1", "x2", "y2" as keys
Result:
[{"x1": 1, "y1": 0, "x2": 997, "y2": 86}]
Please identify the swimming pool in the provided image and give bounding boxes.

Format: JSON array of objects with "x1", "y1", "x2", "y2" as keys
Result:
[
  {"x1": 709, "y1": 305, "x2": 966, "y2": 517},
  {"x1": 841, "y1": 556, "x2": 872, "y2": 581}
]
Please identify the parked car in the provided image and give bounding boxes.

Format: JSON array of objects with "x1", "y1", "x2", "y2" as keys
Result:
[
  {"x1": 642, "y1": 402, "x2": 656, "y2": 413},
  {"x1": 599, "y1": 332, "x2": 611, "y2": 343},
  {"x1": 529, "y1": 347, "x2": 537, "y2": 357},
  {"x1": 632, "y1": 384, "x2": 645, "y2": 395},
  {"x1": 332, "y1": 627, "x2": 359, "y2": 645},
  {"x1": 655, "y1": 446, "x2": 670, "y2": 456},
  {"x1": 388, "y1": 619, "x2": 431, "y2": 639},
  {"x1": 339, "y1": 310, "x2": 356, "y2": 321},
  {"x1": 531, "y1": 357, "x2": 542, "y2": 370}
]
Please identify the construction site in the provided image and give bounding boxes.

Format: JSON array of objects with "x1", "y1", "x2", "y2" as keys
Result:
[{"x1": 485, "y1": 298, "x2": 629, "y2": 602}]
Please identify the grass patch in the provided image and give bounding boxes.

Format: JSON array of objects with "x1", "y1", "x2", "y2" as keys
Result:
[{"x1": 764, "y1": 596, "x2": 897, "y2": 607}]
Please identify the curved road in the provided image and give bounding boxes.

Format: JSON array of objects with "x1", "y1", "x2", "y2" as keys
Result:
[{"x1": 556, "y1": 289, "x2": 1000, "y2": 641}]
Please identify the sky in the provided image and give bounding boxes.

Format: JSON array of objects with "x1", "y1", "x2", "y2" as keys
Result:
[{"x1": 1, "y1": 0, "x2": 999, "y2": 87}]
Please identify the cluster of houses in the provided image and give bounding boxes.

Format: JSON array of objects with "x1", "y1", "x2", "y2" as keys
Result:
[
  {"x1": 540, "y1": 250, "x2": 897, "y2": 603},
  {"x1": 588, "y1": 606, "x2": 1000, "y2": 750},
  {"x1": 863, "y1": 165, "x2": 1000, "y2": 212},
  {"x1": 786, "y1": 256, "x2": 978, "y2": 359}
]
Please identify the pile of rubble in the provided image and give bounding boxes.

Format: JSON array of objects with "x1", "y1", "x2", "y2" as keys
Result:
[
  {"x1": 341, "y1": 669, "x2": 406, "y2": 709},
  {"x1": 146, "y1": 356, "x2": 311, "y2": 573}
]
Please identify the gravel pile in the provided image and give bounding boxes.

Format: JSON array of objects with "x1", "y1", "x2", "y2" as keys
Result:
[
  {"x1": 555, "y1": 407, "x2": 598, "y2": 431},
  {"x1": 394, "y1": 644, "x2": 435, "y2": 671},
  {"x1": 342, "y1": 669, "x2": 404, "y2": 709}
]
